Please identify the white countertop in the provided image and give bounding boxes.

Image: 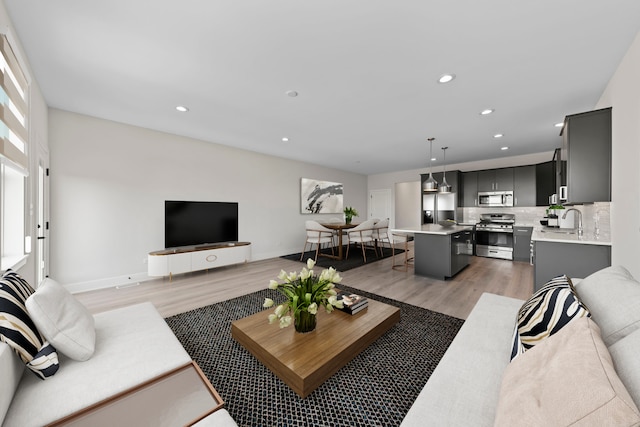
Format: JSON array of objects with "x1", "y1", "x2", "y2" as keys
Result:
[
  {"x1": 392, "y1": 224, "x2": 474, "y2": 236},
  {"x1": 531, "y1": 227, "x2": 611, "y2": 246}
]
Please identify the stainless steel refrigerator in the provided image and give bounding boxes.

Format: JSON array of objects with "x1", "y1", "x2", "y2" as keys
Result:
[{"x1": 422, "y1": 192, "x2": 459, "y2": 224}]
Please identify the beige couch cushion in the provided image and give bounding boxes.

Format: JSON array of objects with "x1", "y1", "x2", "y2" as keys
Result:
[
  {"x1": 0, "y1": 342, "x2": 25, "y2": 425},
  {"x1": 401, "y1": 293, "x2": 524, "y2": 427},
  {"x1": 573, "y1": 265, "x2": 640, "y2": 346},
  {"x1": 495, "y1": 317, "x2": 640, "y2": 426},
  {"x1": 3, "y1": 302, "x2": 191, "y2": 427},
  {"x1": 609, "y1": 327, "x2": 640, "y2": 410}
]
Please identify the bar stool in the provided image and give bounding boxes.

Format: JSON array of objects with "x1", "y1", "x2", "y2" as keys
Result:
[{"x1": 388, "y1": 230, "x2": 414, "y2": 271}]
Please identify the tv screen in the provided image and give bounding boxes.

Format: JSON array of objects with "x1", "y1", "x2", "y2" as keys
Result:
[{"x1": 165, "y1": 201, "x2": 238, "y2": 248}]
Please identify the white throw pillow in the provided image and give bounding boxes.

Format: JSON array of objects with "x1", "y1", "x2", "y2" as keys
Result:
[{"x1": 26, "y1": 278, "x2": 96, "y2": 361}]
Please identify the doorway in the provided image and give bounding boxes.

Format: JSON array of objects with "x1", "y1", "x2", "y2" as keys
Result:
[
  {"x1": 369, "y1": 189, "x2": 392, "y2": 223},
  {"x1": 36, "y1": 148, "x2": 49, "y2": 285}
]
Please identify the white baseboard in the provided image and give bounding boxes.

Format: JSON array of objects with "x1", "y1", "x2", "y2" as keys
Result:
[
  {"x1": 65, "y1": 248, "x2": 301, "y2": 294},
  {"x1": 66, "y1": 272, "x2": 153, "y2": 294}
]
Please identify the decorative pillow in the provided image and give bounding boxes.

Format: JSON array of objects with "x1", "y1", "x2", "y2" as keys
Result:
[
  {"x1": 26, "y1": 278, "x2": 96, "y2": 361},
  {"x1": 496, "y1": 318, "x2": 640, "y2": 426},
  {"x1": 509, "y1": 323, "x2": 525, "y2": 361},
  {"x1": 573, "y1": 265, "x2": 640, "y2": 346},
  {"x1": 510, "y1": 275, "x2": 590, "y2": 360},
  {"x1": 0, "y1": 270, "x2": 59, "y2": 379}
]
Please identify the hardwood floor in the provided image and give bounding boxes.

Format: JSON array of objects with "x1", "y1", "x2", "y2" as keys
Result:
[{"x1": 75, "y1": 247, "x2": 534, "y2": 320}]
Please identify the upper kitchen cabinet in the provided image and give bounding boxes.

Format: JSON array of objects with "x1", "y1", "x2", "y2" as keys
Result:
[
  {"x1": 535, "y1": 161, "x2": 556, "y2": 206},
  {"x1": 560, "y1": 107, "x2": 612, "y2": 204},
  {"x1": 460, "y1": 171, "x2": 478, "y2": 207},
  {"x1": 477, "y1": 168, "x2": 514, "y2": 192},
  {"x1": 513, "y1": 165, "x2": 536, "y2": 206}
]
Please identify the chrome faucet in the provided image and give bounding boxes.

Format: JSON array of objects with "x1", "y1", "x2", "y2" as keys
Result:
[{"x1": 563, "y1": 208, "x2": 583, "y2": 236}]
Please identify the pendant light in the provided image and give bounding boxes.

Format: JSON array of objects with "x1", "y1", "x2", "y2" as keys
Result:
[
  {"x1": 422, "y1": 137, "x2": 438, "y2": 192},
  {"x1": 438, "y1": 146, "x2": 452, "y2": 193}
]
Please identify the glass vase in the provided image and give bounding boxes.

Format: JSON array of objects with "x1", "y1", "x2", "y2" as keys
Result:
[{"x1": 294, "y1": 309, "x2": 317, "y2": 333}]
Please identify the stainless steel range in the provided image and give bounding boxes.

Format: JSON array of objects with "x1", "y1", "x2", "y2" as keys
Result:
[{"x1": 475, "y1": 213, "x2": 515, "y2": 260}]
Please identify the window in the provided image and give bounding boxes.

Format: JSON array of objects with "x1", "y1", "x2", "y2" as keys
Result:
[{"x1": 0, "y1": 34, "x2": 29, "y2": 270}]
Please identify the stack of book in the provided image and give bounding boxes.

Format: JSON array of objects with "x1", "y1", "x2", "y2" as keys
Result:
[{"x1": 336, "y1": 290, "x2": 368, "y2": 315}]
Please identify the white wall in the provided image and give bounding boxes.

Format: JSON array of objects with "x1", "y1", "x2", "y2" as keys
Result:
[
  {"x1": 1, "y1": 1, "x2": 49, "y2": 286},
  {"x1": 596, "y1": 32, "x2": 640, "y2": 278},
  {"x1": 49, "y1": 110, "x2": 367, "y2": 288}
]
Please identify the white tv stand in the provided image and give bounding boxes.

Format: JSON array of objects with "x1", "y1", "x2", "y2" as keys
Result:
[{"x1": 148, "y1": 242, "x2": 251, "y2": 279}]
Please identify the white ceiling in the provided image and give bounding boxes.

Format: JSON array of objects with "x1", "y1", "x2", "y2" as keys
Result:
[{"x1": 5, "y1": 1, "x2": 640, "y2": 175}]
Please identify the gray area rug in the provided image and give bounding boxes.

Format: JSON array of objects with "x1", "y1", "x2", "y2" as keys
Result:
[{"x1": 165, "y1": 286, "x2": 464, "y2": 427}]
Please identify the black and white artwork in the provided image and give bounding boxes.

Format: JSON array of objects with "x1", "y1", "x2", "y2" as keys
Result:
[{"x1": 301, "y1": 178, "x2": 344, "y2": 214}]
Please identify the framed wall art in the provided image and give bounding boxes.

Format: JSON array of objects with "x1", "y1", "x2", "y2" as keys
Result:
[{"x1": 300, "y1": 178, "x2": 344, "y2": 214}]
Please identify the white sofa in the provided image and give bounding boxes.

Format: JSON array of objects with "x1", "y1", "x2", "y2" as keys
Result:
[
  {"x1": 1, "y1": 300, "x2": 237, "y2": 426},
  {"x1": 401, "y1": 265, "x2": 640, "y2": 426}
]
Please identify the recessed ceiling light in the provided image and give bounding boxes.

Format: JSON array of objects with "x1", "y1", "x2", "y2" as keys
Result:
[
  {"x1": 286, "y1": 90, "x2": 299, "y2": 97},
  {"x1": 175, "y1": 105, "x2": 189, "y2": 112},
  {"x1": 438, "y1": 73, "x2": 456, "y2": 84},
  {"x1": 501, "y1": 146, "x2": 509, "y2": 151},
  {"x1": 494, "y1": 133, "x2": 504, "y2": 138},
  {"x1": 480, "y1": 109, "x2": 494, "y2": 115},
  {"x1": 282, "y1": 137, "x2": 289, "y2": 142},
  {"x1": 554, "y1": 122, "x2": 564, "y2": 127}
]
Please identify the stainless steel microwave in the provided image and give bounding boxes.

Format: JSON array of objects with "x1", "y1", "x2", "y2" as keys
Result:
[{"x1": 478, "y1": 191, "x2": 514, "y2": 207}]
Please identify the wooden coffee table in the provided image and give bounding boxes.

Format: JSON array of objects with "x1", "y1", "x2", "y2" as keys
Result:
[{"x1": 231, "y1": 298, "x2": 400, "y2": 398}]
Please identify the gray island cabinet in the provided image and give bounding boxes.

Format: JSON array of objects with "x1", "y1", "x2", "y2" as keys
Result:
[{"x1": 392, "y1": 225, "x2": 473, "y2": 280}]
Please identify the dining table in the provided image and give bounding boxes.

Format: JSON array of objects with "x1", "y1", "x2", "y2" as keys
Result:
[{"x1": 319, "y1": 222, "x2": 358, "y2": 260}]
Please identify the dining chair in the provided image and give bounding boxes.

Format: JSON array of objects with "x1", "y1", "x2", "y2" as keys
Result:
[
  {"x1": 300, "y1": 220, "x2": 336, "y2": 261},
  {"x1": 373, "y1": 218, "x2": 390, "y2": 256},
  {"x1": 388, "y1": 230, "x2": 414, "y2": 271},
  {"x1": 345, "y1": 219, "x2": 377, "y2": 262}
]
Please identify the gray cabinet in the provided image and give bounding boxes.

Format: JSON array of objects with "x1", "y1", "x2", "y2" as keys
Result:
[
  {"x1": 560, "y1": 107, "x2": 612, "y2": 204},
  {"x1": 533, "y1": 241, "x2": 611, "y2": 290},
  {"x1": 461, "y1": 171, "x2": 478, "y2": 207},
  {"x1": 514, "y1": 166, "x2": 536, "y2": 207},
  {"x1": 513, "y1": 227, "x2": 533, "y2": 262},
  {"x1": 535, "y1": 161, "x2": 555, "y2": 206},
  {"x1": 414, "y1": 230, "x2": 471, "y2": 279},
  {"x1": 477, "y1": 168, "x2": 514, "y2": 192}
]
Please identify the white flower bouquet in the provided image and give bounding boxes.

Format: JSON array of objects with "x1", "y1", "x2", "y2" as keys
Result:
[{"x1": 264, "y1": 258, "x2": 344, "y2": 332}]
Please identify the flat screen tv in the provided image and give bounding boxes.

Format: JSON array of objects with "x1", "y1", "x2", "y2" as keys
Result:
[{"x1": 165, "y1": 201, "x2": 238, "y2": 248}]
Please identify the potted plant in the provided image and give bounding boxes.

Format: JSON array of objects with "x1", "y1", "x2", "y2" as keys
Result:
[
  {"x1": 263, "y1": 259, "x2": 344, "y2": 333},
  {"x1": 547, "y1": 204, "x2": 565, "y2": 217},
  {"x1": 546, "y1": 204, "x2": 565, "y2": 228},
  {"x1": 343, "y1": 206, "x2": 358, "y2": 224}
]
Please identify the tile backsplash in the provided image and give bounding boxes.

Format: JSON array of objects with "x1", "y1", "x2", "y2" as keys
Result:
[{"x1": 461, "y1": 202, "x2": 610, "y2": 239}]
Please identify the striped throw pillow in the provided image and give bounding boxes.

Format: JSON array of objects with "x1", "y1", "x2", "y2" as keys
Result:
[
  {"x1": 0, "y1": 270, "x2": 59, "y2": 379},
  {"x1": 510, "y1": 275, "x2": 590, "y2": 361}
]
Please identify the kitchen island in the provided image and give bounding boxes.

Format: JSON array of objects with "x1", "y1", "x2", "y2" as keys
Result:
[
  {"x1": 531, "y1": 227, "x2": 611, "y2": 290},
  {"x1": 392, "y1": 224, "x2": 474, "y2": 280}
]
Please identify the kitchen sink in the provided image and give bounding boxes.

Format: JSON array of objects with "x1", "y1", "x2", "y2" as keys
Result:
[{"x1": 540, "y1": 228, "x2": 576, "y2": 234}]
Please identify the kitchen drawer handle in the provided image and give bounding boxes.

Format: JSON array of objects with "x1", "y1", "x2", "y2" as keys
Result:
[{"x1": 206, "y1": 254, "x2": 218, "y2": 262}]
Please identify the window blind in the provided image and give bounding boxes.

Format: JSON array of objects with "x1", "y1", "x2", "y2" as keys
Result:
[{"x1": 0, "y1": 34, "x2": 28, "y2": 171}]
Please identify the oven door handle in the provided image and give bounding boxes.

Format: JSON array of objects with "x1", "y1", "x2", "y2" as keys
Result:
[{"x1": 476, "y1": 229, "x2": 513, "y2": 233}]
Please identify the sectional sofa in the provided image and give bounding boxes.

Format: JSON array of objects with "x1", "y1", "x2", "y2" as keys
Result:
[
  {"x1": 401, "y1": 265, "x2": 640, "y2": 426},
  {"x1": 0, "y1": 275, "x2": 237, "y2": 426}
]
